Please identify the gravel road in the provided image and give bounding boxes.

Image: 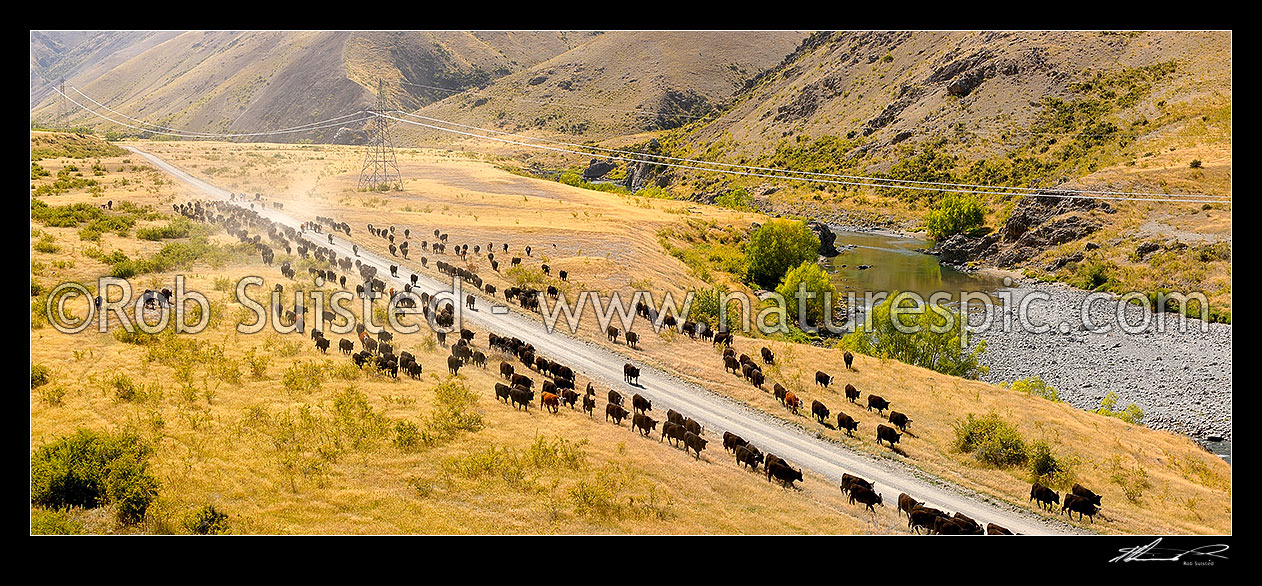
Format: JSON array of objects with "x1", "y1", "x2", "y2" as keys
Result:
[{"x1": 130, "y1": 146, "x2": 1085, "y2": 535}]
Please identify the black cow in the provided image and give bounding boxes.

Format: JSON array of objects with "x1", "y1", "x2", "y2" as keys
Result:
[
  {"x1": 836, "y1": 412, "x2": 859, "y2": 437},
  {"x1": 1062, "y1": 494, "x2": 1100, "y2": 522},
  {"x1": 888, "y1": 411, "x2": 912, "y2": 432},
  {"x1": 606, "y1": 403, "x2": 630, "y2": 425},
  {"x1": 876, "y1": 424, "x2": 901, "y2": 448},
  {"x1": 500, "y1": 362, "x2": 515, "y2": 379},
  {"x1": 510, "y1": 387, "x2": 533, "y2": 410},
  {"x1": 315, "y1": 337, "x2": 330, "y2": 353},
  {"x1": 735, "y1": 444, "x2": 763, "y2": 471},
  {"x1": 845, "y1": 384, "x2": 860, "y2": 403},
  {"x1": 723, "y1": 431, "x2": 747, "y2": 453},
  {"x1": 339, "y1": 338, "x2": 354, "y2": 354},
  {"x1": 761, "y1": 347, "x2": 774, "y2": 365},
  {"x1": 849, "y1": 486, "x2": 883, "y2": 512},
  {"x1": 632, "y1": 393, "x2": 652, "y2": 414},
  {"x1": 447, "y1": 355, "x2": 462, "y2": 375},
  {"x1": 909, "y1": 505, "x2": 947, "y2": 534},
  {"x1": 495, "y1": 383, "x2": 512, "y2": 403},
  {"x1": 623, "y1": 363, "x2": 640, "y2": 385},
  {"x1": 608, "y1": 389, "x2": 623, "y2": 406},
  {"x1": 582, "y1": 394, "x2": 596, "y2": 416},
  {"x1": 815, "y1": 371, "x2": 832, "y2": 387},
  {"x1": 766, "y1": 460, "x2": 803, "y2": 488},
  {"x1": 1071, "y1": 484, "x2": 1103, "y2": 508},
  {"x1": 844, "y1": 350, "x2": 854, "y2": 370},
  {"x1": 867, "y1": 395, "x2": 891, "y2": 415},
  {"x1": 811, "y1": 400, "x2": 830, "y2": 424},
  {"x1": 1029, "y1": 482, "x2": 1060, "y2": 511}
]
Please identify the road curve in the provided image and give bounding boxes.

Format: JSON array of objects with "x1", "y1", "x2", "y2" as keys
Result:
[{"x1": 128, "y1": 145, "x2": 1082, "y2": 535}]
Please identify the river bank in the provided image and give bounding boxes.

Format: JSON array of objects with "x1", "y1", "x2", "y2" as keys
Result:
[
  {"x1": 967, "y1": 277, "x2": 1232, "y2": 446},
  {"x1": 818, "y1": 225, "x2": 1232, "y2": 455}
]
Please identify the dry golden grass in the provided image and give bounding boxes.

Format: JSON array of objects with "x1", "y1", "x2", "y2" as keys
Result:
[{"x1": 32, "y1": 136, "x2": 1229, "y2": 534}]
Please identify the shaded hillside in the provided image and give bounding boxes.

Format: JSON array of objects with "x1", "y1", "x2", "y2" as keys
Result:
[
  {"x1": 30, "y1": 31, "x2": 590, "y2": 143},
  {"x1": 402, "y1": 31, "x2": 809, "y2": 144}
]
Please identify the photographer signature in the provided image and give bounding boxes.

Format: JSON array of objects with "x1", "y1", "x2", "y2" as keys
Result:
[{"x1": 1110, "y1": 538, "x2": 1229, "y2": 563}]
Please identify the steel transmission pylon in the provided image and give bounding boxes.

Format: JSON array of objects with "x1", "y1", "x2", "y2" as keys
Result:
[
  {"x1": 358, "y1": 79, "x2": 402, "y2": 191},
  {"x1": 58, "y1": 78, "x2": 67, "y2": 130}
]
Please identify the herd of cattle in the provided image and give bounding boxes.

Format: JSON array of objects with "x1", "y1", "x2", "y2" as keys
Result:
[{"x1": 174, "y1": 195, "x2": 1108, "y2": 533}]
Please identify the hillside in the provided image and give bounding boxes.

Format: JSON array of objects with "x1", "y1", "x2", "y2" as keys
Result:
[
  {"x1": 402, "y1": 31, "x2": 810, "y2": 145},
  {"x1": 29, "y1": 31, "x2": 594, "y2": 143}
]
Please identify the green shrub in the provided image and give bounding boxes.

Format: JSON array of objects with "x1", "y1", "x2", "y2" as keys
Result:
[
  {"x1": 1094, "y1": 392, "x2": 1145, "y2": 425},
  {"x1": 137, "y1": 217, "x2": 199, "y2": 240},
  {"x1": 184, "y1": 504, "x2": 230, "y2": 535},
  {"x1": 714, "y1": 187, "x2": 754, "y2": 211},
  {"x1": 394, "y1": 420, "x2": 421, "y2": 451},
  {"x1": 952, "y1": 412, "x2": 1027, "y2": 468},
  {"x1": 775, "y1": 260, "x2": 837, "y2": 327},
  {"x1": 1003, "y1": 377, "x2": 1061, "y2": 401},
  {"x1": 31, "y1": 364, "x2": 52, "y2": 388},
  {"x1": 745, "y1": 219, "x2": 820, "y2": 289},
  {"x1": 30, "y1": 428, "x2": 159, "y2": 524},
  {"x1": 1108, "y1": 455, "x2": 1151, "y2": 503},
  {"x1": 839, "y1": 291, "x2": 987, "y2": 379},
  {"x1": 33, "y1": 235, "x2": 61, "y2": 253},
  {"x1": 924, "y1": 193, "x2": 986, "y2": 241}
]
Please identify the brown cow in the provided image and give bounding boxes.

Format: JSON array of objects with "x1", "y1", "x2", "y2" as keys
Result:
[
  {"x1": 898, "y1": 493, "x2": 923, "y2": 519},
  {"x1": 632, "y1": 393, "x2": 652, "y2": 414},
  {"x1": 867, "y1": 394, "x2": 891, "y2": 415},
  {"x1": 608, "y1": 389, "x2": 623, "y2": 406},
  {"x1": 843, "y1": 350, "x2": 854, "y2": 370},
  {"x1": 582, "y1": 394, "x2": 596, "y2": 416},
  {"x1": 606, "y1": 403, "x2": 630, "y2": 425},
  {"x1": 840, "y1": 473, "x2": 872, "y2": 496},
  {"x1": 784, "y1": 392, "x2": 802, "y2": 414},
  {"x1": 986, "y1": 523, "x2": 1014, "y2": 535},
  {"x1": 845, "y1": 383, "x2": 860, "y2": 403},
  {"x1": 632, "y1": 413, "x2": 658, "y2": 437},
  {"x1": 683, "y1": 431, "x2": 707, "y2": 459},
  {"x1": 541, "y1": 391, "x2": 560, "y2": 414},
  {"x1": 661, "y1": 421, "x2": 686, "y2": 446}
]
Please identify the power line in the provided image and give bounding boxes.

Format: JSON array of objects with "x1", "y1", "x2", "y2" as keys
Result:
[
  {"x1": 391, "y1": 110, "x2": 1230, "y2": 201},
  {"x1": 47, "y1": 84, "x2": 369, "y2": 139},
  {"x1": 67, "y1": 86, "x2": 367, "y2": 138},
  {"x1": 378, "y1": 111, "x2": 1229, "y2": 205}
]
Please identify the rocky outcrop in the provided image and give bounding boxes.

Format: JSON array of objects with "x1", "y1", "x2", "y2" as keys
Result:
[
  {"x1": 808, "y1": 221, "x2": 841, "y2": 257},
  {"x1": 931, "y1": 233, "x2": 1000, "y2": 265},
  {"x1": 925, "y1": 195, "x2": 1111, "y2": 268},
  {"x1": 582, "y1": 158, "x2": 617, "y2": 180},
  {"x1": 1000, "y1": 195, "x2": 1112, "y2": 243}
]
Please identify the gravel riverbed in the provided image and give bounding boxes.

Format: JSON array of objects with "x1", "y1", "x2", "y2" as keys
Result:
[{"x1": 966, "y1": 278, "x2": 1232, "y2": 443}]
